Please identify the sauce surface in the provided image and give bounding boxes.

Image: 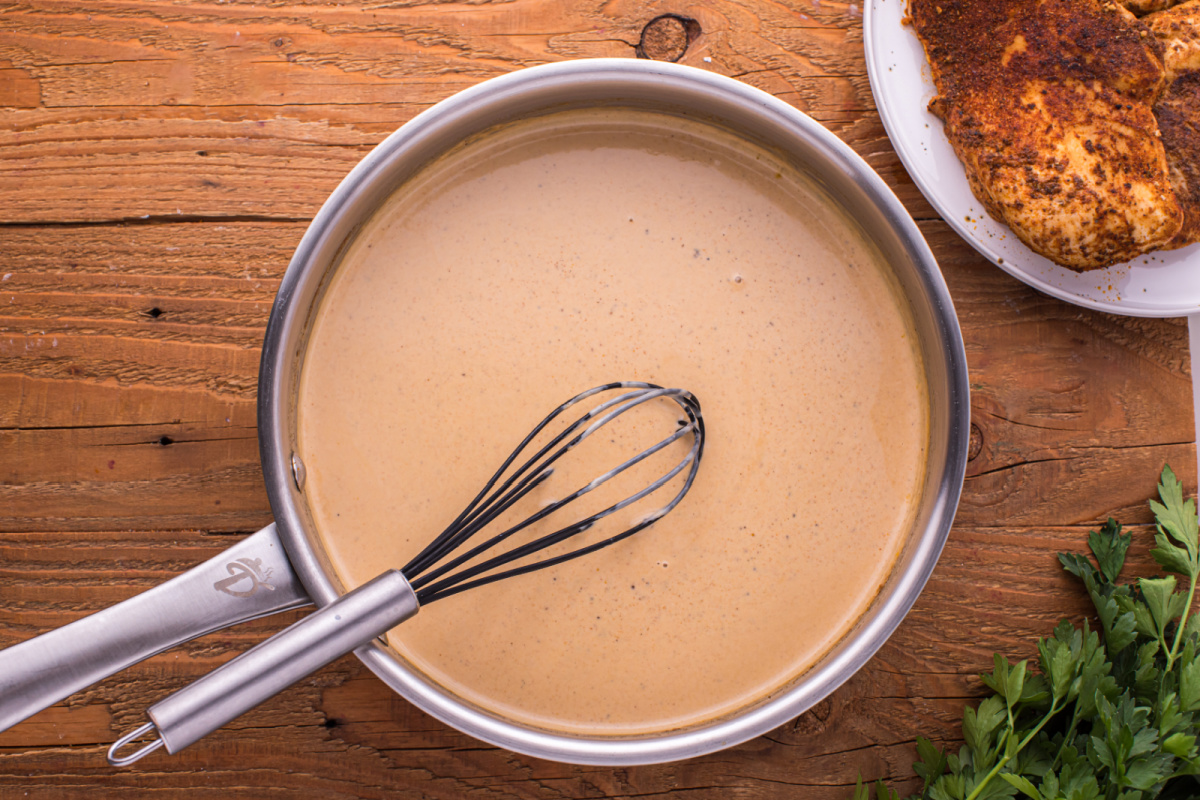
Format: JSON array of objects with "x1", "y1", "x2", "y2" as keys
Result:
[{"x1": 297, "y1": 109, "x2": 928, "y2": 735}]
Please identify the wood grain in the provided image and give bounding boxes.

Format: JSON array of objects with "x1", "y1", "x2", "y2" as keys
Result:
[{"x1": 0, "y1": 0, "x2": 1195, "y2": 797}]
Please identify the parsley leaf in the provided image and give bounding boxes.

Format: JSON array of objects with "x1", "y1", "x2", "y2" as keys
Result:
[{"x1": 1089, "y1": 519, "x2": 1132, "y2": 585}]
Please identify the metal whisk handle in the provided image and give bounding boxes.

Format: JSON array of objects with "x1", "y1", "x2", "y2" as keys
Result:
[{"x1": 108, "y1": 571, "x2": 418, "y2": 766}]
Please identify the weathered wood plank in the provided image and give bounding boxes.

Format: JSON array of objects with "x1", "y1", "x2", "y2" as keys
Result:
[
  {"x1": 0, "y1": 105, "x2": 928, "y2": 223},
  {"x1": 0, "y1": 0, "x2": 862, "y2": 108},
  {"x1": 926, "y1": 224, "x2": 1197, "y2": 526}
]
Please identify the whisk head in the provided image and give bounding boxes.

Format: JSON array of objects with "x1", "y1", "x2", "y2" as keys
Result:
[{"x1": 401, "y1": 382, "x2": 704, "y2": 605}]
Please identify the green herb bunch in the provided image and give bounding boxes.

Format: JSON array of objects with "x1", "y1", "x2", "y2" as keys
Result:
[{"x1": 855, "y1": 466, "x2": 1200, "y2": 800}]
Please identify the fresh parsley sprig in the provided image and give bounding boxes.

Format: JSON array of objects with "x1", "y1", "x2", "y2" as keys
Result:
[{"x1": 854, "y1": 465, "x2": 1200, "y2": 800}]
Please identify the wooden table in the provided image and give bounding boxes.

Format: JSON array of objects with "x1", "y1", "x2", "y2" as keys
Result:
[{"x1": 0, "y1": 2, "x2": 1195, "y2": 797}]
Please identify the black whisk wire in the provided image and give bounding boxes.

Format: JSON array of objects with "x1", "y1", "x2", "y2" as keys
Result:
[
  {"x1": 411, "y1": 409, "x2": 696, "y2": 596},
  {"x1": 400, "y1": 382, "x2": 704, "y2": 605},
  {"x1": 401, "y1": 386, "x2": 651, "y2": 578}
]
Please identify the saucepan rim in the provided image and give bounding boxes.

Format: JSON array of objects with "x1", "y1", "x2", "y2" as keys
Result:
[{"x1": 257, "y1": 58, "x2": 970, "y2": 765}]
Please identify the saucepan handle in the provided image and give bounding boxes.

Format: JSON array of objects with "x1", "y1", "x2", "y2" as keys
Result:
[
  {"x1": 108, "y1": 569, "x2": 418, "y2": 765},
  {"x1": 0, "y1": 524, "x2": 313, "y2": 734}
]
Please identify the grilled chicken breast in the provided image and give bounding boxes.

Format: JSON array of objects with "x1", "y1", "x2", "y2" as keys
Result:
[
  {"x1": 1121, "y1": 0, "x2": 1178, "y2": 17},
  {"x1": 1148, "y1": 0, "x2": 1200, "y2": 73},
  {"x1": 911, "y1": 0, "x2": 1184, "y2": 270},
  {"x1": 1148, "y1": 0, "x2": 1200, "y2": 247}
]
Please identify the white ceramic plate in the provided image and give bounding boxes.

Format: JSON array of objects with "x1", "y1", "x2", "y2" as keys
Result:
[{"x1": 863, "y1": 0, "x2": 1200, "y2": 317}]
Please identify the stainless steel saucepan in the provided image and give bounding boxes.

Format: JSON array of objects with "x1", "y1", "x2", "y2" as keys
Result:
[{"x1": 0, "y1": 59, "x2": 970, "y2": 766}]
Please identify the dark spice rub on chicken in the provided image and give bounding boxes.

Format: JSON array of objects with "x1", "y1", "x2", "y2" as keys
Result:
[
  {"x1": 910, "y1": 0, "x2": 1184, "y2": 271},
  {"x1": 1148, "y1": 0, "x2": 1200, "y2": 248}
]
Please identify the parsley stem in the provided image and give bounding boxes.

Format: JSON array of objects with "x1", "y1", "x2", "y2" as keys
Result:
[
  {"x1": 963, "y1": 698, "x2": 1062, "y2": 800},
  {"x1": 1050, "y1": 704, "x2": 1081, "y2": 771},
  {"x1": 1166, "y1": 568, "x2": 1198, "y2": 672}
]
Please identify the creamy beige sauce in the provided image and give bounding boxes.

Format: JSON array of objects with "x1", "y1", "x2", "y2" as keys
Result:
[{"x1": 297, "y1": 108, "x2": 928, "y2": 735}]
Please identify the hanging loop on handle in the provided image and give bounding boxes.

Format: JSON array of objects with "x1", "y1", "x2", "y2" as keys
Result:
[
  {"x1": 110, "y1": 569, "x2": 419, "y2": 765},
  {"x1": 107, "y1": 722, "x2": 165, "y2": 767}
]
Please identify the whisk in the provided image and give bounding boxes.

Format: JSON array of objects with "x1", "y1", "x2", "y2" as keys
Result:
[{"x1": 108, "y1": 381, "x2": 704, "y2": 766}]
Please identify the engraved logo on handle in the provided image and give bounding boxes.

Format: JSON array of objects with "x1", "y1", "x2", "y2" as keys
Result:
[{"x1": 213, "y1": 558, "x2": 276, "y2": 598}]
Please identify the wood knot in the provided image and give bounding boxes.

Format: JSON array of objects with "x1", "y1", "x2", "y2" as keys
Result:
[
  {"x1": 636, "y1": 14, "x2": 701, "y2": 62},
  {"x1": 790, "y1": 698, "x2": 833, "y2": 736},
  {"x1": 968, "y1": 422, "x2": 983, "y2": 461}
]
